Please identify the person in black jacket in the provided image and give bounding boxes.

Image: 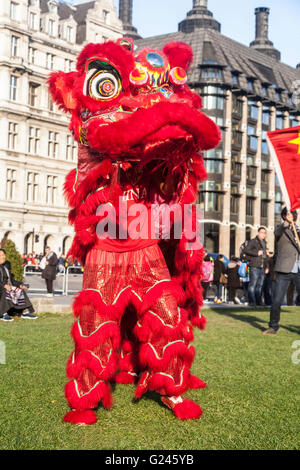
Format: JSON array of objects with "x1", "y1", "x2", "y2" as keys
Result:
[
  {"x1": 226, "y1": 257, "x2": 241, "y2": 304},
  {"x1": 213, "y1": 254, "x2": 226, "y2": 303},
  {"x1": 41, "y1": 247, "x2": 58, "y2": 297},
  {"x1": 244, "y1": 227, "x2": 268, "y2": 307},
  {"x1": 263, "y1": 209, "x2": 300, "y2": 334},
  {"x1": 0, "y1": 249, "x2": 37, "y2": 322}
]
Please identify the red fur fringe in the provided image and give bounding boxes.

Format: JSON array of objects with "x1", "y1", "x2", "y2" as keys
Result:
[
  {"x1": 173, "y1": 399, "x2": 202, "y2": 420},
  {"x1": 66, "y1": 350, "x2": 118, "y2": 382},
  {"x1": 188, "y1": 374, "x2": 207, "y2": 389},
  {"x1": 114, "y1": 371, "x2": 137, "y2": 384},
  {"x1": 65, "y1": 379, "x2": 112, "y2": 411},
  {"x1": 63, "y1": 409, "x2": 97, "y2": 425},
  {"x1": 71, "y1": 319, "x2": 121, "y2": 352},
  {"x1": 140, "y1": 280, "x2": 185, "y2": 314},
  {"x1": 139, "y1": 342, "x2": 195, "y2": 372}
]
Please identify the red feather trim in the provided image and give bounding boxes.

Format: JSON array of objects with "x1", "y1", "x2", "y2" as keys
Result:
[
  {"x1": 71, "y1": 319, "x2": 121, "y2": 352},
  {"x1": 114, "y1": 371, "x2": 137, "y2": 384},
  {"x1": 148, "y1": 367, "x2": 190, "y2": 396},
  {"x1": 188, "y1": 374, "x2": 207, "y2": 389},
  {"x1": 65, "y1": 379, "x2": 112, "y2": 411},
  {"x1": 172, "y1": 399, "x2": 202, "y2": 420},
  {"x1": 139, "y1": 342, "x2": 195, "y2": 372},
  {"x1": 140, "y1": 280, "x2": 185, "y2": 314},
  {"x1": 63, "y1": 409, "x2": 97, "y2": 425},
  {"x1": 66, "y1": 349, "x2": 118, "y2": 382}
]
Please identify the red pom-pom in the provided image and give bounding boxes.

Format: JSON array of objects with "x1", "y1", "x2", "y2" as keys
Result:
[
  {"x1": 63, "y1": 409, "x2": 97, "y2": 426},
  {"x1": 173, "y1": 399, "x2": 202, "y2": 420}
]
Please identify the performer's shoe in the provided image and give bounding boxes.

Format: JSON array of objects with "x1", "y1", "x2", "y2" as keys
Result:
[
  {"x1": 262, "y1": 328, "x2": 277, "y2": 335},
  {"x1": 63, "y1": 409, "x2": 97, "y2": 426},
  {"x1": 161, "y1": 396, "x2": 202, "y2": 420}
]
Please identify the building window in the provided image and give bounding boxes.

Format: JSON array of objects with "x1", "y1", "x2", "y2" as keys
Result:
[
  {"x1": 26, "y1": 172, "x2": 39, "y2": 203},
  {"x1": 261, "y1": 170, "x2": 269, "y2": 184},
  {"x1": 46, "y1": 175, "x2": 58, "y2": 205},
  {"x1": 64, "y1": 59, "x2": 73, "y2": 72},
  {"x1": 66, "y1": 135, "x2": 76, "y2": 161},
  {"x1": 248, "y1": 102, "x2": 258, "y2": 121},
  {"x1": 232, "y1": 95, "x2": 243, "y2": 115},
  {"x1": 262, "y1": 110, "x2": 270, "y2": 127},
  {"x1": 28, "y1": 47, "x2": 36, "y2": 64},
  {"x1": 290, "y1": 116, "x2": 299, "y2": 127},
  {"x1": 66, "y1": 25, "x2": 73, "y2": 42},
  {"x1": 246, "y1": 197, "x2": 254, "y2": 216},
  {"x1": 9, "y1": 75, "x2": 18, "y2": 101},
  {"x1": 204, "y1": 159, "x2": 223, "y2": 174},
  {"x1": 6, "y1": 169, "x2": 17, "y2": 200},
  {"x1": 261, "y1": 140, "x2": 269, "y2": 155},
  {"x1": 8, "y1": 122, "x2": 18, "y2": 150},
  {"x1": 275, "y1": 191, "x2": 282, "y2": 214},
  {"x1": 10, "y1": 35, "x2": 19, "y2": 57},
  {"x1": 201, "y1": 68, "x2": 222, "y2": 80},
  {"x1": 261, "y1": 192, "x2": 269, "y2": 218},
  {"x1": 10, "y1": 1, "x2": 17, "y2": 20},
  {"x1": 247, "y1": 165, "x2": 257, "y2": 182},
  {"x1": 48, "y1": 131, "x2": 59, "y2": 158},
  {"x1": 46, "y1": 53, "x2": 55, "y2": 70},
  {"x1": 248, "y1": 135, "x2": 258, "y2": 152},
  {"x1": 103, "y1": 10, "x2": 109, "y2": 23},
  {"x1": 29, "y1": 12, "x2": 36, "y2": 29},
  {"x1": 28, "y1": 83, "x2": 40, "y2": 107},
  {"x1": 202, "y1": 95, "x2": 224, "y2": 110},
  {"x1": 231, "y1": 160, "x2": 242, "y2": 178},
  {"x1": 48, "y1": 94, "x2": 54, "y2": 111},
  {"x1": 48, "y1": 19, "x2": 55, "y2": 36},
  {"x1": 28, "y1": 126, "x2": 40, "y2": 154},
  {"x1": 276, "y1": 115, "x2": 284, "y2": 129}
]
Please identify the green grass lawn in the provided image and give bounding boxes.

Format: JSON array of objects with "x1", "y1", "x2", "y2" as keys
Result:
[{"x1": 0, "y1": 307, "x2": 299, "y2": 450}]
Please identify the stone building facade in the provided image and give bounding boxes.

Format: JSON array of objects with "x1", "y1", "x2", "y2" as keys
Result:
[
  {"x1": 0, "y1": 0, "x2": 133, "y2": 256},
  {"x1": 137, "y1": 1, "x2": 300, "y2": 256}
]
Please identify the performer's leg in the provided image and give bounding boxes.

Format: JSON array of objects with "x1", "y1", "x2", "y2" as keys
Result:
[
  {"x1": 64, "y1": 249, "x2": 127, "y2": 425},
  {"x1": 133, "y1": 245, "x2": 206, "y2": 420}
]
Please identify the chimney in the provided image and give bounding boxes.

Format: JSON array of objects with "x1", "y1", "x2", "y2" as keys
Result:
[
  {"x1": 250, "y1": 7, "x2": 281, "y2": 61},
  {"x1": 119, "y1": 0, "x2": 140, "y2": 39},
  {"x1": 179, "y1": 0, "x2": 221, "y2": 33}
]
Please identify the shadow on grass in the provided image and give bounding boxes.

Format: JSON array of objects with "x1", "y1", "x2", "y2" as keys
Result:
[{"x1": 210, "y1": 307, "x2": 300, "y2": 335}]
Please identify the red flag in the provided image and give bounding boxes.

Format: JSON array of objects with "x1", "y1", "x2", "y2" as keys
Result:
[{"x1": 267, "y1": 126, "x2": 300, "y2": 211}]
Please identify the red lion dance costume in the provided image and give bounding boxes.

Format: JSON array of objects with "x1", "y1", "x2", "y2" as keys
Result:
[{"x1": 48, "y1": 38, "x2": 220, "y2": 425}]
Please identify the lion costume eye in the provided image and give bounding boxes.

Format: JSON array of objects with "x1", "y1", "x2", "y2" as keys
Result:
[{"x1": 84, "y1": 64, "x2": 122, "y2": 101}]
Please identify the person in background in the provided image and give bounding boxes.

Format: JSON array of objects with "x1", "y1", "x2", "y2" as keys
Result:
[
  {"x1": 226, "y1": 256, "x2": 241, "y2": 304},
  {"x1": 58, "y1": 255, "x2": 65, "y2": 274},
  {"x1": 41, "y1": 247, "x2": 58, "y2": 297},
  {"x1": 263, "y1": 209, "x2": 300, "y2": 335},
  {"x1": 244, "y1": 227, "x2": 268, "y2": 307},
  {"x1": 213, "y1": 254, "x2": 226, "y2": 304},
  {"x1": 0, "y1": 249, "x2": 37, "y2": 322},
  {"x1": 201, "y1": 253, "x2": 214, "y2": 304},
  {"x1": 263, "y1": 251, "x2": 275, "y2": 307}
]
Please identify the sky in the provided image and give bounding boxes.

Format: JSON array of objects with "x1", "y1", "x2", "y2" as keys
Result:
[{"x1": 72, "y1": 0, "x2": 300, "y2": 68}]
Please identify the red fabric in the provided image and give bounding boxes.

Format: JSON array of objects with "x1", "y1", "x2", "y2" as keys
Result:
[{"x1": 267, "y1": 126, "x2": 300, "y2": 211}]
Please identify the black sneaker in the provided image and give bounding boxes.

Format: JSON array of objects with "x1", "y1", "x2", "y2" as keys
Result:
[
  {"x1": 21, "y1": 312, "x2": 38, "y2": 320},
  {"x1": 1, "y1": 313, "x2": 14, "y2": 322}
]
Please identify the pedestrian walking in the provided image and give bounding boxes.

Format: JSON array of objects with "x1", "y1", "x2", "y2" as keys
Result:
[
  {"x1": 201, "y1": 253, "x2": 214, "y2": 303},
  {"x1": 40, "y1": 247, "x2": 58, "y2": 297},
  {"x1": 213, "y1": 254, "x2": 226, "y2": 303},
  {"x1": 226, "y1": 257, "x2": 241, "y2": 304},
  {"x1": 243, "y1": 227, "x2": 268, "y2": 307},
  {"x1": 263, "y1": 209, "x2": 300, "y2": 335}
]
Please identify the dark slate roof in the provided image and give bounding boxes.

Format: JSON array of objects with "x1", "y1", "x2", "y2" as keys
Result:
[
  {"x1": 40, "y1": 0, "x2": 77, "y2": 20},
  {"x1": 136, "y1": 27, "x2": 300, "y2": 110}
]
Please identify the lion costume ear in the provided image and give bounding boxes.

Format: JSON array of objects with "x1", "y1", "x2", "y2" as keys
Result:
[
  {"x1": 163, "y1": 42, "x2": 193, "y2": 71},
  {"x1": 48, "y1": 71, "x2": 78, "y2": 112}
]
